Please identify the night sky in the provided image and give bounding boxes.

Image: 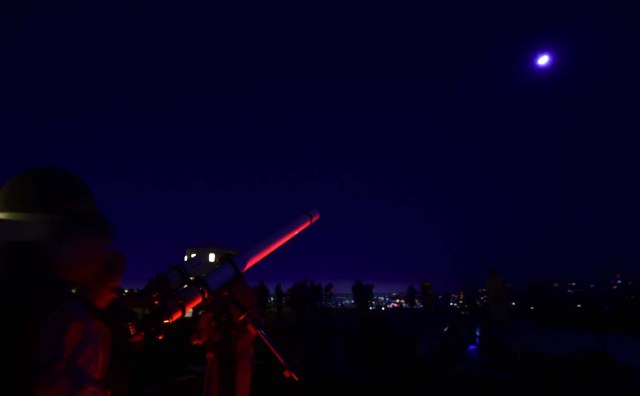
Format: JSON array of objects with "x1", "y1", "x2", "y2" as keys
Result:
[{"x1": 1, "y1": 1, "x2": 639, "y2": 293}]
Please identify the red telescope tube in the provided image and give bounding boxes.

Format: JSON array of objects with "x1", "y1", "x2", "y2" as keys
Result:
[
  {"x1": 236, "y1": 208, "x2": 320, "y2": 273},
  {"x1": 160, "y1": 209, "x2": 320, "y2": 324}
]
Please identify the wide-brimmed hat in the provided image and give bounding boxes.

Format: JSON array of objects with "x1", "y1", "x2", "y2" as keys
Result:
[{"x1": 0, "y1": 167, "x2": 112, "y2": 241}]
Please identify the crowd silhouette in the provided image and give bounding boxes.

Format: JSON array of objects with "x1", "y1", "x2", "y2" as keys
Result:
[{"x1": 36, "y1": 270, "x2": 640, "y2": 395}]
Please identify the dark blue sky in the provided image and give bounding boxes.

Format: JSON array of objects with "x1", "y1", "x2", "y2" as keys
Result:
[{"x1": 1, "y1": 1, "x2": 639, "y2": 293}]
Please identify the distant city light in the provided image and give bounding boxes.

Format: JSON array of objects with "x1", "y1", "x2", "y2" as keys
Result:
[
  {"x1": 208, "y1": 252, "x2": 216, "y2": 262},
  {"x1": 535, "y1": 53, "x2": 552, "y2": 68}
]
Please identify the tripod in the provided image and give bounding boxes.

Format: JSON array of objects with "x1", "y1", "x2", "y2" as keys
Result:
[{"x1": 194, "y1": 283, "x2": 299, "y2": 396}]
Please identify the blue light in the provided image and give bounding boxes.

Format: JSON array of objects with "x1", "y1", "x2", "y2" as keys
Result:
[
  {"x1": 467, "y1": 344, "x2": 480, "y2": 361},
  {"x1": 535, "y1": 52, "x2": 553, "y2": 68}
]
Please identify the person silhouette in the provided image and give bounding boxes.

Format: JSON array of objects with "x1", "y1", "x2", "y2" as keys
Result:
[
  {"x1": 274, "y1": 283, "x2": 284, "y2": 318},
  {"x1": 406, "y1": 285, "x2": 417, "y2": 308},
  {"x1": 352, "y1": 279, "x2": 374, "y2": 312},
  {"x1": 191, "y1": 277, "x2": 263, "y2": 396},
  {"x1": 255, "y1": 280, "x2": 270, "y2": 317},
  {"x1": 0, "y1": 166, "x2": 125, "y2": 396}
]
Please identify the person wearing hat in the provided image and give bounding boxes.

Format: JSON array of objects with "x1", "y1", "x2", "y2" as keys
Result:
[{"x1": 0, "y1": 167, "x2": 125, "y2": 396}]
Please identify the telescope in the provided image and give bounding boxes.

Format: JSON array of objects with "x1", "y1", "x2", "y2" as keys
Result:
[{"x1": 120, "y1": 209, "x2": 320, "y2": 379}]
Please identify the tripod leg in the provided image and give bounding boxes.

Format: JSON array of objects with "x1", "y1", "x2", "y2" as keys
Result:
[{"x1": 223, "y1": 290, "x2": 300, "y2": 381}]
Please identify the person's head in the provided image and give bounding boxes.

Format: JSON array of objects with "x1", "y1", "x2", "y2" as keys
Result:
[{"x1": 0, "y1": 167, "x2": 117, "y2": 287}]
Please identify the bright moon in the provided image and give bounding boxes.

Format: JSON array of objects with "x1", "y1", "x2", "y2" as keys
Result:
[{"x1": 536, "y1": 53, "x2": 551, "y2": 67}]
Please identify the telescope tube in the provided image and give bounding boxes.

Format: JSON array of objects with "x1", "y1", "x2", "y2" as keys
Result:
[
  {"x1": 156, "y1": 209, "x2": 320, "y2": 324},
  {"x1": 233, "y1": 208, "x2": 320, "y2": 273}
]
